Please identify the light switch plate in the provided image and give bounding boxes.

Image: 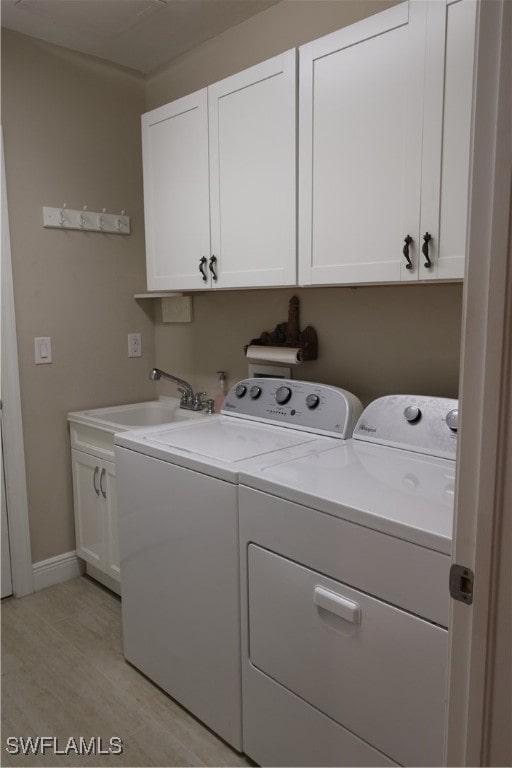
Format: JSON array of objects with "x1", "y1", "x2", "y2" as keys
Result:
[{"x1": 35, "y1": 336, "x2": 52, "y2": 364}]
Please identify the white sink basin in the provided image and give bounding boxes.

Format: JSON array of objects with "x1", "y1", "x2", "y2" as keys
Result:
[{"x1": 68, "y1": 398, "x2": 206, "y2": 432}]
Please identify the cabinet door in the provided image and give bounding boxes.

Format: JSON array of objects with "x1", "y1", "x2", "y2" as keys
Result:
[
  {"x1": 71, "y1": 450, "x2": 104, "y2": 567},
  {"x1": 419, "y1": 0, "x2": 476, "y2": 280},
  {"x1": 101, "y1": 460, "x2": 120, "y2": 582},
  {"x1": 299, "y1": 2, "x2": 427, "y2": 285},
  {"x1": 209, "y1": 50, "x2": 297, "y2": 289},
  {"x1": 142, "y1": 90, "x2": 211, "y2": 291}
]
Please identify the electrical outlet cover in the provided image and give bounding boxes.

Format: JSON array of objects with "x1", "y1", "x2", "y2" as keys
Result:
[{"x1": 128, "y1": 333, "x2": 142, "y2": 358}]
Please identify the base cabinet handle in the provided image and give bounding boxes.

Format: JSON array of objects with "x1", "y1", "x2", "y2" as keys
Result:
[
  {"x1": 93, "y1": 466, "x2": 100, "y2": 496},
  {"x1": 314, "y1": 585, "x2": 361, "y2": 624},
  {"x1": 99, "y1": 467, "x2": 107, "y2": 499}
]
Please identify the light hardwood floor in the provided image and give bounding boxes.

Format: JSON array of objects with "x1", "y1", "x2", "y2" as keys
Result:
[{"x1": 1, "y1": 576, "x2": 252, "y2": 767}]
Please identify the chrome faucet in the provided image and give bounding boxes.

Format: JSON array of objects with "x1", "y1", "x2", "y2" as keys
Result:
[{"x1": 149, "y1": 368, "x2": 207, "y2": 412}]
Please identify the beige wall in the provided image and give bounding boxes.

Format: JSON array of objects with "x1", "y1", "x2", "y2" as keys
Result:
[
  {"x1": 154, "y1": 285, "x2": 462, "y2": 406},
  {"x1": 146, "y1": 0, "x2": 462, "y2": 406},
  {"x1": 2, "y1": 0, "x2": 463, "y2": 566},
  {"x1": 1, "y1": 30, "x2": 155, "y2": 563},
  {"x1": 146, "y1": 0, "x2": 400, "y2": 108}
]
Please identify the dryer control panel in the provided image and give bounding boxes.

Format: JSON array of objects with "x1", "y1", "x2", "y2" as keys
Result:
[
  {"x1": 353, "y1": 395, "x2": 459, "y2": 459},
  {"x1": 221, "y1": 378, "x2": 363, "y2": 439}
]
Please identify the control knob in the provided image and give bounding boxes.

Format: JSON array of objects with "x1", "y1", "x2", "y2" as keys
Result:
[
  {"x1": 404, "y1": 405, "x2": 422, "y2": 423},
  {"x1": 306, "y1": 393, "x2": 320, "y2": 410},
  {"x1": 249, "y1": 385, "x2": 262, "y2": 400},
  {"x1": 235, "y1": 384, "x2": 247, "y2": 398},
  {"x1": 275, "y1": 386, "x2": 292, "y2": 405},
  {"x1": 445, "y1": 408, "x2": 459, "y2": 432}
]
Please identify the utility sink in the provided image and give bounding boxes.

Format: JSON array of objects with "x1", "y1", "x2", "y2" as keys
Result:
[{"x1": 68, "y1": 397, "x2": 206, "y2": 433}]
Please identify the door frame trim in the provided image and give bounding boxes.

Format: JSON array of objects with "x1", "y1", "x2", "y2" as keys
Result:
[
  {"x1": 446, "y1": 0, "x2": 512, "y2": 763},
  {"x1": 1, "y1": 130, "x2": 33, "y2": 598}
]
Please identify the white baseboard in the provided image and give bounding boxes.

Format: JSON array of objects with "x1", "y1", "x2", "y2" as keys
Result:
[{"x1": 32, "y1": 550, "x2": 85, "y2": 591}]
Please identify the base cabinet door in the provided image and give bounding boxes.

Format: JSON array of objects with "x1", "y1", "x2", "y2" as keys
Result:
[
  {"x1": 71, "y1": 449, "x2": 120, "y2": 582},
  {"x1": 71, "y1": 450, "x2": 105, "y2": 568},
  {"x1": 102, "y1": 459, "x2": 120, "y2": 582}
]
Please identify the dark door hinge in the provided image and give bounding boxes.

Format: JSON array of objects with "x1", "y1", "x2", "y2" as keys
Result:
[{"x1": 449, "y1": 564, "x2": 474, "y2": 604}]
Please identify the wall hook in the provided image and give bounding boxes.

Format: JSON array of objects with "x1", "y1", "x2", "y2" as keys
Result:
[{"x1": 43, "y1": 206, "x2": 131, "y2": 234}]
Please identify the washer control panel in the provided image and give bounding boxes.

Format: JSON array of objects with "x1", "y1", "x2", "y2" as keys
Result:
[
  {"x1": 221, "y1": 378, "x2": 363, "y2": 438},
  {"x1": 353, "y1": 395, "x2": 459, "y2": 459}
]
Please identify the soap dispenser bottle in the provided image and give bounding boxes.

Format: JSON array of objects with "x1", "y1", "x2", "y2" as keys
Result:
[{"x1": 214, "y1": 371, "x2": 227, "y2": 413}]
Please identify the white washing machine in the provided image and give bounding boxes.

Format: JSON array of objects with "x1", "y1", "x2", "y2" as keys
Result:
[
  {"x1": 114, "y1": 378, "x2": 362, "y2": 751},
  {"x1": 238, "y1": 394, "x2": 459, "y2": 767}
]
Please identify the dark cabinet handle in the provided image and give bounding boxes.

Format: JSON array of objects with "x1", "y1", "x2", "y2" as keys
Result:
[
  {"x1": 93, "y1": 466, "x2": 100, "y2": 496},
  {"x1": 422, "y1": 232, "x2": 432, "y2": 268},
  {"x1": 209, "y1": 255, "x2": 218, "y2": 282},
  {"x1": 199, "y1": 256, "x2": 208, "y2": 282},
  {"x1": 403, "y1": 235, "x2": 413, "y2": 270},
  {"x1": 100, "y1": 468, "x2": 107, "y2": 499}
]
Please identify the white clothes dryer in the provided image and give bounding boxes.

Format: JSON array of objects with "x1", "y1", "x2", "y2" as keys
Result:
[
  {"x1": 238, "y1": 394, "x2": 459, "y2": 767},
  {"x1": 114, "y1": 378, "x2": 362, "y2": 751}
]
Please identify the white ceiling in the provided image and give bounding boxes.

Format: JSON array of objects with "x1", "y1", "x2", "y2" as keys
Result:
[{"x1": 1, "y1": 0, "x2": 280, "y2": 75}]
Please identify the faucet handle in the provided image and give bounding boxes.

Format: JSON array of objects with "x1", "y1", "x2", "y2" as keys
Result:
[
  {"x1": 192, "y1": 392, "x2": 207, "y2": 407},
  {"x1": 191, "y1": 392, "x2": 209, "y2": 411},
  {"x1": 177, "y1": 386, "x2": 190, "y2": 406}
]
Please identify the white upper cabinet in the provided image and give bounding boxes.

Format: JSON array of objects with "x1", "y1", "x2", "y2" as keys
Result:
[
  {"x1": 299, "y1": 0, "x2": 476, "y2": 286},
  {"x1": 142, "y1": 90, "x2": 210, "y2": 291},
  {"x1": 419, "y1": 0, "x2": 477, "y2": 280},
  {"x1": 209, "y1": 51, "x2": 297, "y2": 289},
  {"x1": 143, "y1": 50, "x2": 297, "y2": 291}
]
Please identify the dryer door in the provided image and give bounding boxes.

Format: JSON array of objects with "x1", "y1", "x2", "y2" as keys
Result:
[{"x1": 247, "y1": 544, "x2": 448, "y2": 767}]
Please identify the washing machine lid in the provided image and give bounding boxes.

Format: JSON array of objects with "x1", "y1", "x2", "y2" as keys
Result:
[
  {"x1": 147, "y1": 418, "x2": 316, "y2": 461},
  {"x1": 240, "y1": 440, "x2": 455, "y2": 554},
  {"x1": 115, "y1": 416, "x2": 331, "y2": 482}
]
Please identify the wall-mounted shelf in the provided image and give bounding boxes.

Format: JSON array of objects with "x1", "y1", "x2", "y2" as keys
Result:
[
  {"x1": 43, "y1": 206, "x2": 130, "y2": 234},
  {"x1": 133, "y1": 292, "x2": 182, "y2": 299}
]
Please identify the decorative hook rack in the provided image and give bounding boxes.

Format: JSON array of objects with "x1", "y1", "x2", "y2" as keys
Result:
[
  {"x1": 43, "y1": 205, "x2": 130, "y2": 235},
  {"x1": 244, "y1": 296, "x2": 318, "y2": 362}
]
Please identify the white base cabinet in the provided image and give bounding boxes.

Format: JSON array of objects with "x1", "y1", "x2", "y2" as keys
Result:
[
  {"x1": 69, "y1": 421, "x2": 121, "y2": 594},
  {"x1": 143, "y1": 49, "x2": 297, "y2": 291},
  {"x1": 299, "y1": 0, "x2": 476, "y2": 286}
]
